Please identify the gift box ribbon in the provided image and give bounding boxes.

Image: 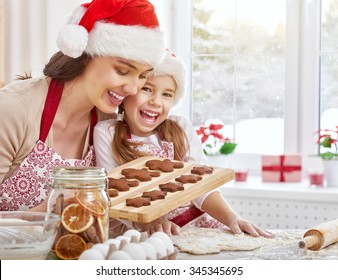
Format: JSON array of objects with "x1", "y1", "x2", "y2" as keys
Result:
[{"x1": 262, "y1": 155, "x2": 301, "y2": 182}]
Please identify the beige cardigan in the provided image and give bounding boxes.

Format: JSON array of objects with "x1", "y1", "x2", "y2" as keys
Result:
[
  {"x1": 0, "y1": 78, "x2": 51, "y2": 183},
  {"x1": 0, "y1": 77, "x2": 112, "y2": 183}
]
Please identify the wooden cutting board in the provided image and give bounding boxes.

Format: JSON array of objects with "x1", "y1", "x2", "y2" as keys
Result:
[{"x1": 107, "y1": 156, "x2": 234, "y2": 223}]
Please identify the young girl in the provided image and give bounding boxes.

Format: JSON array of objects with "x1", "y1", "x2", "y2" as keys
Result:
[
  {"x1": 0, "y1": 0, "x2": 165, "y2": 212},
  {"x1": 94, "y1": 51, "x2": 272, "y2": 238}
]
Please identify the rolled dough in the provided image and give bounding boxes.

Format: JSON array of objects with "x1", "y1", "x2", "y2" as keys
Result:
[{"x1": 171, "y1": 227, "x2": 301, "y2": 255}]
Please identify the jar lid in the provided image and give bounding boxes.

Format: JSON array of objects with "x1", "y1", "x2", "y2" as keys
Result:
[{"x1": 51, "y1": 167, "x2": 107, "y2": 181}]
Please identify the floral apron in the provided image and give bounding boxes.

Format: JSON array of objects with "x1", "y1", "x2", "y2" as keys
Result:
[
  {"x1": 139, "y1": 138, "x2": 226, "y2": 229},
  {"x1": 0, "y1": 80, "x2": 97, "y2": 211}
]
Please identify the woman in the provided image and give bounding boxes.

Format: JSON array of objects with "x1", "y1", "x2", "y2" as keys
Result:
[{"x1": 0, "y1": 0, "x2": 165, "y2": 211}]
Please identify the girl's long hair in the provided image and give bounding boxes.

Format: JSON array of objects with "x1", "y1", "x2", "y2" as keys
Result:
[{"x1": 112, "y1": 106, "x2": 189, "y2": 165}]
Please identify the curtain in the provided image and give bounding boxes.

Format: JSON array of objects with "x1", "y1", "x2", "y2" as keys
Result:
[{"x1": 2, "y1": 0, "x2": 80, "y2": 84}]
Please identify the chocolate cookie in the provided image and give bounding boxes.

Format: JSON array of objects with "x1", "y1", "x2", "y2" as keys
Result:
[
  {"x1": 121, "y1": 168, "x2": 161, "y2": 181},
  {"x1": 108, "y1": 177, "x2": 139, "y2": 192},
  {"x1": 145, "y1": 159, "x2": 184, "y2": 172},
  {"x1": 191, "y1": 166, "x2": 214, "y2": 175},
  {"x1": 108, "y1": 188, "x2": 119, "y2": 198},
  {"x1": 175, "y1": 174, "x2": 203, "y2": 184},
  {"x1": 142, "y1": 190, "x2": 167, "y2": 201},
  {"x1": 126, "y1": 197, "x2": 151, "y2": 208},
  {"x1": 159, "y1": 182, "x2": 184, "y2": 192}
]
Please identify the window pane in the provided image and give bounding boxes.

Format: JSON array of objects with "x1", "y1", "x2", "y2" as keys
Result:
[
  {"x1": 192, "y1": 0, "x2": 235, "y2": 54},
  {"x1": 192, "y1": 0, "x2": 285, "y2": 154},
  {"x1": 236, "y1": 55, "x2": 284, "y2": 122},
  {"x1": 236, "y1": 0, "x2": 285, "y2": 54},
  {"x1": 321, "y1": 0, "x2": 338, "y2": 53},
  {"x1": 192, "y1": 55, "x2": 235, "y2": 138},
  {"x1": 321, "y1": 0, "x2": 338, "y2": 134}
]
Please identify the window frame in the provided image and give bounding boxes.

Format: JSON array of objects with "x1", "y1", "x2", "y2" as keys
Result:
[{"x1": 156, "y1": 0, "x2": 322, "y2": 174}]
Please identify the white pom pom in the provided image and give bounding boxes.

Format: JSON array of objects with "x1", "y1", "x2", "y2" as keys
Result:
[{"x1": 56, "y1": 24, "x2": 88, "y2": 58}]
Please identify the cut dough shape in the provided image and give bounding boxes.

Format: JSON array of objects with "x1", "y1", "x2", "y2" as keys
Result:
[{"x1": 171, "y1": 227, "x2": 300, "y2": 255}]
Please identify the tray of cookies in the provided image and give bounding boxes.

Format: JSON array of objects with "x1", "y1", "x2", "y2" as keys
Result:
[{"x1": 107, "y1": 156, "x2": 234, "y2": 223}]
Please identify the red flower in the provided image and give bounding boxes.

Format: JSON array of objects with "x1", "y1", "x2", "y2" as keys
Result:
[{"x1": 196, "y1": 124, "x2": 226, "y2": 143}]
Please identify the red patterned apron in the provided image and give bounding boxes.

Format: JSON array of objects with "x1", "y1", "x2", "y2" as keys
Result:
[
  {"x1": 0, "y1": 80, "x2": 97, "y2": 211},
  {"x1": 129, "y1": 139, "x2": 175, "y2": 159}
]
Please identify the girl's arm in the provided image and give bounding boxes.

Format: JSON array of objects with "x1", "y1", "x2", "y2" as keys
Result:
[
  {"x1": 201, "y1": 192, "x2": 273, "y2": 238},
  {"x1": 170, "y1": 116, "x2": 273, "y2": 238}
]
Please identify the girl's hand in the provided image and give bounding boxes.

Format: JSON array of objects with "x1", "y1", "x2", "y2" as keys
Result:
[
  {"x1": 146, "y1": 219, "x2": 181, "y2": 236},
  {"x1": 227, "y1": 215, "x2": 273, "y2": 238}
]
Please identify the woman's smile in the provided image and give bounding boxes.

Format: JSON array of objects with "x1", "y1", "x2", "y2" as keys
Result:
[{"x1": 107, "y1": 89, "x2": 125, "y2": 106}]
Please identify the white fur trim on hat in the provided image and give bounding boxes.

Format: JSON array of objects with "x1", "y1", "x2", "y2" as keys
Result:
[
  {"x1": 85, "y1": 22, "x2": 165, "y2": 66},
  {"x1": 152, "y1": 51, "x2": 186, "y2": 106},
  {"x1": 56, "y1": 2, "x2": 165, "y2": 66}
]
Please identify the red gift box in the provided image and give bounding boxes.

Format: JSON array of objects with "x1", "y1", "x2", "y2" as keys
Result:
[{"x1": 262, "y1": 155, "x2": 302, "y2": 182}]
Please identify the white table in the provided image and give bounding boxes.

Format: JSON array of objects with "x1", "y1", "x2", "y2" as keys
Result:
[{"x1": 176, "y1": 230, "x2": 338, "y2": 260}]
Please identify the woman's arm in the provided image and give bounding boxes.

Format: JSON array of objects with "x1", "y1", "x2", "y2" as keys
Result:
[{"x1": 0, "y1": 89, "x2": 29, "y2": 183}]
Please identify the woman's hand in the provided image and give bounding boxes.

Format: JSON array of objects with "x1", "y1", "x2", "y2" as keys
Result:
[{"x1": 134, "y1": 218, "x2": 181, "y2": 236}]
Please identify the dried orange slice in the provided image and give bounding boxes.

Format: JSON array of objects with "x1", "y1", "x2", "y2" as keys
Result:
[
  {"x1": 75, "y1": 192, "x2": 106, "y2": 216},
  {"x1": 61, "y1": 203, "x2": 94, "y2": 233},
  {"x1": 55, "y1": 234, "x2": 87, "y2": 260}
]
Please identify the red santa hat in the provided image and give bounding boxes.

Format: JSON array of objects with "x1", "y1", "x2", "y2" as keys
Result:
[
  {"x1": 152, "y1": 49, "x2": 186, "y2": 106},
  {"x1": 56, "y1": 0, "x2": 165, "y2": 66}
]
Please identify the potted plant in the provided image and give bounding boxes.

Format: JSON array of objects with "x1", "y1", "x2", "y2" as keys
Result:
[
  {"x1": 196, "y1": 121, "x2": 237, "y2": 167},
  {"x1": 316, "y1": 126, "x2": 338, "y2": 187}
]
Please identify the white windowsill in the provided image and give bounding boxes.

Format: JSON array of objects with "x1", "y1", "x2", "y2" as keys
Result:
[
  {"x1": 220, "y1": 177, "x2": 338, "y2": 229},
  {"x1": 221, "y1": 176, "x2": 338, "y2": 202}
]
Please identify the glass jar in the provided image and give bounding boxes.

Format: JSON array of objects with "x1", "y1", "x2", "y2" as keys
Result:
[{"x1": 47, "y1": 167, "x2": 109, "y2": 260}]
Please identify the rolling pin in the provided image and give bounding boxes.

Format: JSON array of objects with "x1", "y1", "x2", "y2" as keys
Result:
[{"x1": 298, "y1": 218, "x2": 338, "y2": 250}]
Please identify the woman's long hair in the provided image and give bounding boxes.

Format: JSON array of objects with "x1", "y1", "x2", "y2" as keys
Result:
[
  {"x1": 15, "y1": 52, "x2": 91, "y2": 82},
  {"x1": 43, "y1": 51, "x2": 91, "y2": 82}
]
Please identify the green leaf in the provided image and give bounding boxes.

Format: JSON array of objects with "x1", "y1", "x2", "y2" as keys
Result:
[
  {"x1": 320, "y1": 135, "x2": 332, "y2": 148},
  {"x1": 320, "y1": 151, "x2": 335, "y2": 160},
  {"x1": 219, "y1": 142, "x2": 237, "y2": 155}
]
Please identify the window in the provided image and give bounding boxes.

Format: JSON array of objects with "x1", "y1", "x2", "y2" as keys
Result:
[{"x1": 191, "y1": 0, "x2": 286, "y2": 154}]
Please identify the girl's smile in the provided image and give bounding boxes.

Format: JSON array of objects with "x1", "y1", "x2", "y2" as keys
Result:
[
  {"x1": 123, "y1": 75, "x2": 177, "y2": 137},
  {"x1": 139, "y1": 109, "x2": 160, "y2": 124}
]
